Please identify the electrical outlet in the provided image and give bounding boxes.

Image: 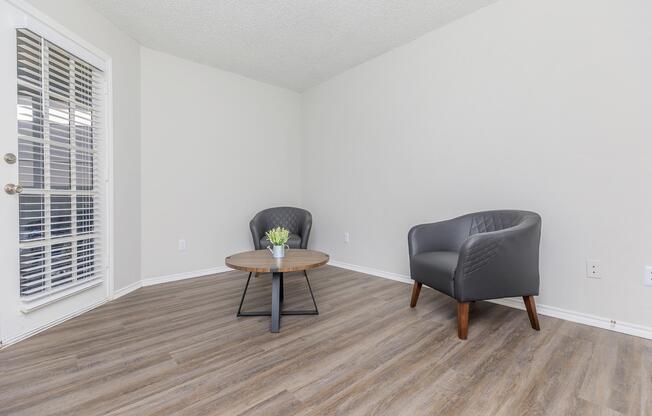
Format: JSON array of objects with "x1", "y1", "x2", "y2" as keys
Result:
[
  {"x1": 644, "y1": 266, "x2": 652, "y2": 287},
  {"x1": 586, "y1": 259, "x2": 601, "y2": 278},
  {"x1": 343, "y1": 232, "x2": 350, "y2": 244},
  {"x1": 178, "y1": 239, "x2": 187, "y2": 251}
]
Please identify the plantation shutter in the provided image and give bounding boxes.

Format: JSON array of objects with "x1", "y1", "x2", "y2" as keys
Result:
[{"x1": 16, "y1": 28, "x2": 105, "y2": 302}]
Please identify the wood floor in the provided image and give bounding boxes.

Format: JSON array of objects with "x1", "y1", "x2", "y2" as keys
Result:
[{"x1": 1, "y1": 265, "x2": 650, "y2": 416}]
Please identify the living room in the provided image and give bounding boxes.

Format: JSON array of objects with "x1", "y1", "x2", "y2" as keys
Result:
[{"x1": 0, "y1": 0, "x2": 650, "y2": 415}]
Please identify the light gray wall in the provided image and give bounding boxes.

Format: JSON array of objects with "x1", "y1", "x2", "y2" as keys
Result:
[
  {"x1": 26, "y1": 0, "x2": 142, "y2": 291},
  {"x1": 302, "y1": 0, "x2": 652, "y2": 328},
  {"x1": 140, "y1": 48, "x2": 302, "y2": 280},
  {"x1": 23, "y1": 0, "x2": 652, "y2": 333}
]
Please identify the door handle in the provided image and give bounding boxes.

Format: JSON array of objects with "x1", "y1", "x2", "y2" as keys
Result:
[
  {"x1": 4, "y1": 183, "x2": 23, "y2": 195},
  {"x1": 3, "y1": 153, "x2": 16, "y2": 164}
]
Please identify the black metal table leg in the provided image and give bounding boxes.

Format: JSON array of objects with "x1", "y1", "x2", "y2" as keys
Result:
[
  {"x1": 236, "y1": 272, "x2": 253, "y2": 316},
  {"x1": 271, "y1": 272, "x2": 282, "y2": 333},
  {"x1": 304, "y1": 270, "x2": 319, "y2": 315},
  {"x1": 280, "y1": 273, "x2": 284, "y2": 303},
  {"x1": 236, "y1": 270, "x2": 319, "y2": 331}
]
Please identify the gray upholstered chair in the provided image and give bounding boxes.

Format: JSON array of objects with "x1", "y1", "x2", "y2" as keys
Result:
[
  {"x1": 408, "y1": 210, "x2": 542, "y2": 339},
  {"x1": 250, "y1": 207, "x2": 312, "y2": 250}
]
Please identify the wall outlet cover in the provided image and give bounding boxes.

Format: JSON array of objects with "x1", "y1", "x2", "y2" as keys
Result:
[
  {"x1": 586, "y1": 259, "x2": 601, "y2": 278},
  {"x1": 644, "y1": 266, "x2": 652, "y2": 287}
]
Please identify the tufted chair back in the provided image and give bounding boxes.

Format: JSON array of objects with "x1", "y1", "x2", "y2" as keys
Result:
[
  {"x1": 469, "y1": 211, "x2": 527, "y2": 235},
  {"x1": 250, "y1": 207, "x2": 312, "y2": 250},
  {"x1": 260, "y1": 207, "x2": 306, "y2": 235}
]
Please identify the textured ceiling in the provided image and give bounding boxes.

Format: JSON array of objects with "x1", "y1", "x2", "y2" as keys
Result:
[{"x1": 85, "y1": 0, "x2": 498, "y2": 91}]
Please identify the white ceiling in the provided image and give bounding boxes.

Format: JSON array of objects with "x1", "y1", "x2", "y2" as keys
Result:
[{"x1": 86, "y1": 0, "x2": 497, "y2": 91}]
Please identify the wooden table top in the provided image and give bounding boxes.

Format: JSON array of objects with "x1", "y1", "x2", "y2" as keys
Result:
[{"x1": 225, "y1": 249, "x2": 329, "y2": 273}]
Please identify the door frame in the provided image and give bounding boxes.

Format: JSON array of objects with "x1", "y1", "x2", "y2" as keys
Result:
[{"x1": 1, "y1": 0, "x2": 115, "y2": 345}]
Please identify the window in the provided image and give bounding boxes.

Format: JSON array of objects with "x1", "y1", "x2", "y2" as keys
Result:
[{"x1": 16, "y1": 28, "x2": 105, "y2": 301}]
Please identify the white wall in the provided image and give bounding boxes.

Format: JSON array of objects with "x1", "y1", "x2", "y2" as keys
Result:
[
  {"x1": 18, "y1": 0, "x2": 652, "y2": 336},
  {"x1": 25, "y1": 0, "x2": 142, "y2": 291},
  {"x1": 140, "y1": 48, "x2": 302, "y2": 280},
  {"x1": 302, "y1": 0, "x2": 652, "y2": 329}
]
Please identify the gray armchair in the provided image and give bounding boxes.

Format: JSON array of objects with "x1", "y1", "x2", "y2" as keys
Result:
[
  {"x1": 408, "y1": 210, "x2": 541, "y2": 339},
  {"x1": 250, "y1": 207, "x2": 312, "y2": 250}
]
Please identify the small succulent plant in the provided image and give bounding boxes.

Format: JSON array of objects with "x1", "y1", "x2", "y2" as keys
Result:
[{"x1": 265, "y1": 227, "x2": 290, "y2": 246}]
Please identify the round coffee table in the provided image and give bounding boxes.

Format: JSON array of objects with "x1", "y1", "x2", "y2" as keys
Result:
[{"x1": 225, "y1": 249, "x2": 329, "y2": 333}]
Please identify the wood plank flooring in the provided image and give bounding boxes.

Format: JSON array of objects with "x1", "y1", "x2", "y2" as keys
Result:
[{"x1": 1, "y1": 265, "x2": 650, "y2": 415}]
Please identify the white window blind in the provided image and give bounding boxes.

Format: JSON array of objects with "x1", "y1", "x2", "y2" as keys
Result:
[{"x1": 16, "y1": 28, "x2": 105, "y2": 302}]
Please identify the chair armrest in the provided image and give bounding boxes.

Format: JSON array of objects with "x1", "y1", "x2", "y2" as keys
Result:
[
  {"x1": 250, "y1": 216, "x2": 266, "y2": 250},
  {"x1": 408, "y1": 218, "x2": 466, "y2": 257},
  {"x1": 300, "y1": 214, "x2": 312, "y2": 249},
  {"x1": 454, "y1": 217, "x2": 541, "y2": 302}
]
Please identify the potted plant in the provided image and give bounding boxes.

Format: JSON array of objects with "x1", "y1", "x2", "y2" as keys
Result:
[{"x1": 265, "y1": 227, "x2": 290, "y2": 258}]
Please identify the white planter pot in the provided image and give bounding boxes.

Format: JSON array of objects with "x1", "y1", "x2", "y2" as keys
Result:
[{"x1": 268, "y1": 244, "x2": 288, "y2": 258}]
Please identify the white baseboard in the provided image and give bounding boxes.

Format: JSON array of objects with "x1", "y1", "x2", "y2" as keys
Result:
[
  {"x1": 330, "y1": 260, "x2": 652, "y2": 341},
  {"x1": 329, "y1": 260, "x2": 413, "y2": 284},
  {"x1": 112, "y1": 280, "x2": 142, "y2": 300},
  {"x1": 489, "y1": 298, "x2": 652, "y2": 340},
  {"x1": 141, "y1": 266, "x2": 231, "y2": 287},
  {"x1": 1, "y1": 299, "x2": 108, "y2": 349}
]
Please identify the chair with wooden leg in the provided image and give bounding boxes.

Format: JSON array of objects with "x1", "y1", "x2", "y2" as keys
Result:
[{"x1": 408, "y1": 210, "x2": 542, "y2": 340}]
